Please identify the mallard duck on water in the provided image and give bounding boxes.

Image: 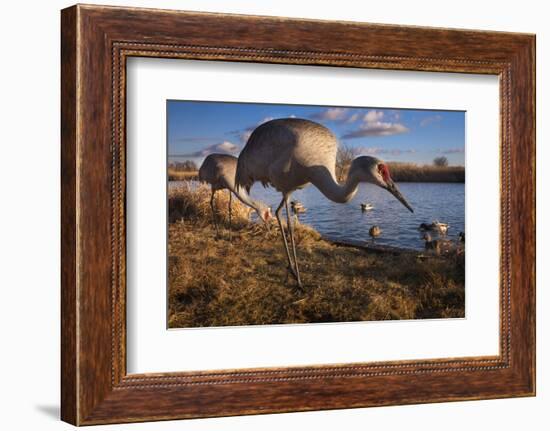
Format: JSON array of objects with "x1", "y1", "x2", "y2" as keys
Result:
[
  {"x1": 360, "y1": 203, "x2": 374, "y2": 212},
  {"x1": 368, "y1": 225, "x2": 382, "y2": 242},
  {"x1": 419, "y1": 220, "x2": 449, "y2": 235},
  {"x1": 432, "y1": 220, "x2": 449, "y2": 235}
]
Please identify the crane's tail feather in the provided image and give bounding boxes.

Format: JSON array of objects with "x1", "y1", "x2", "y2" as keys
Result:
[{"x1": 234, "y1": 157, "x2": 254, "y2": 194}]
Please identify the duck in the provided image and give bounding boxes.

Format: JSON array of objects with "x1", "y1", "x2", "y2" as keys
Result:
[
  {"x1": 290, "y1": 200, "x2": 307, "y2": 214},
  {"x1": 419, "y1": 220, "x2": 449, "y2": 235},
  {"x1": 423, "y1": 233, "x2": 441, "y2": 255},
  {"x1": 360, "y1": 203, "x2": 374, "y2": 212},
  {"x1": 432, "y1": 220, "x2": 449, "y2": 235},
  {"x1": 369, "y1": 225, "x2": 382, "y2": 241}
]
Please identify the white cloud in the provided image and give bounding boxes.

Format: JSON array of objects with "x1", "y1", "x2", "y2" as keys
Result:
[
  {"x1": 175, "y1": 141, "x2": 240, "y2": 157},
  {"x1": 346, "y1": 112, "x2": 361, "y2": 123},
  {"x1": 216, "y1": 141, "x2": 239, "y2": 153},
  {"x1": 364, "y1": 110, "x2": 385, "y2": 123},
  {"x1": 341, "y1": 110, "x2": 409, "y2": 139},
  {"x1": 356, "y1": 147, "x2": 416, "y2": 156},
  {"x1": 310, "y1": 107, "x2": 349, "y2": 122}
]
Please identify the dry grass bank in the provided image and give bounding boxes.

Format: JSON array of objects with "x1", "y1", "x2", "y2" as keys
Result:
[
  {"x1": 168, "y1": 169, "x2": 198, "y2": 181},
  {"x1": 387, "y1": 163, "x2": 465, "y2": 183},
  {"x1": 169, "y1": 182, "x2": 252, "y2": 224},
  {"x1": 168, "y1": 184, "x2": 465, "y2": 328}
]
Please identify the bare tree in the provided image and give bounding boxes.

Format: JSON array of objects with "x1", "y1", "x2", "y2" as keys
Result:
[
  {"x1": 433, "y1": 156, "x2": 449, "y2": 167},
  {"x1": 336, "y1": 143, "x2": 360, "y2": 182}
]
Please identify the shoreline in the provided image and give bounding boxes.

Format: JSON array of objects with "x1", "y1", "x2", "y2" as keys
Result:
[{"x1": 323, "y1": 235, "x2": 420, "y2": 255}]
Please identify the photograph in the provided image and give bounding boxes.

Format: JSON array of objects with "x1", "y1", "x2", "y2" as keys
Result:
[{"x1": 167, "y1": 101, "x2": 466, "y2": 328}]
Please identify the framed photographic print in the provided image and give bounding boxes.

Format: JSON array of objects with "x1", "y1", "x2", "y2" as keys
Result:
[{"x1": 61, "y1": 4, "x2": 535, "y2": 425}]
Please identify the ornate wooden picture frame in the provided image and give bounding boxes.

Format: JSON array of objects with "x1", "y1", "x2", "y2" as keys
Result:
[{"x1": 61, "y1": 4, "x2": 535, "y2": 425}]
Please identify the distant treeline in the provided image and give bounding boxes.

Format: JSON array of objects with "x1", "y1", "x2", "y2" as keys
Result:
[
  {"x1": 168, "y1": 160, "x2": 199, "y2": 181},
  {"x1": 168, "y1": 157, "x2": 464, "y2": 183},
  {"x1": 169, "y1": 160, "x2": 198, "y2": 172},
  {"x1": 335, "y1": 145, "x2": 464, "y2": 183},
  {"x1": 168, "y1": 169, "x2": 198, "y2": 181},
  {"x1": 387, "y1": 162, "x2": 465, "y2": 183}
]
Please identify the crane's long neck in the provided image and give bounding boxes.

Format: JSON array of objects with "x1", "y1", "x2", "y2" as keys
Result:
[
  {"x1": 308, "y1": 166, "x2": 361, "y2": 204},
  {"x1": 227, "y1": 182, "x2": 263, "y2": 213}
]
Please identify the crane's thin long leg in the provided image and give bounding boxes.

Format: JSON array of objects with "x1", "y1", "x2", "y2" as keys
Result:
[
  {"x1": 275, "y1": 197, "x2": 298, "y2": 284},
  {"x1": 210, "y1": 189, "x2": 219, "y2": 238},
  {"x1": 228, "y1": 189, "x2": 232, "y2": 241},
  {"x1": 285, "y1": 198, "x2": 302, "y2": 288}
]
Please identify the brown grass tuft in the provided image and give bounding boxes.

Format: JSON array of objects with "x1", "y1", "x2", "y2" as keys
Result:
[{"x1": 169, "y1": 182, "x2": 251, "y2": 225}]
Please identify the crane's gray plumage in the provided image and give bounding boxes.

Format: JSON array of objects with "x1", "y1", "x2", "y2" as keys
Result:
[
  {"x1": 235, "y1": 118, "x2": 414, "y2": 288},
  {"x1": 199, "y1": 154, "x2": 244, "y2": 196},
  {"x1": 199, "y1": 154, "x2": 271, "y2": 237},
  {"x1": 236, "y1": 118, "x2": 339, "y2": 196},
  {"x1": 236, "y1": 118, "x2": 413, "y2": 209}
]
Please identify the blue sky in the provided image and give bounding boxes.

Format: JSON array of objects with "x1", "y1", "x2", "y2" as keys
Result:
[{"x1": 167, "y1": 101, "x2": 465, "y2": 166}]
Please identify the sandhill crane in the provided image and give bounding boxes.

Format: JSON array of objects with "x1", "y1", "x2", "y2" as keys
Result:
[
  {"x1": 369, "y1": 225, "x2": 381, "y2": 242},
  {"x1": 198, "y1": 154, "x2": 271, "y2": 238},
  {"x1": 236, "y1": 118, "x2": 413, "y2": 288}
]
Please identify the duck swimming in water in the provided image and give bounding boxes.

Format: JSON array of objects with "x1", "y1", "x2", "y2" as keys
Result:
[
  {"x1": 290, "y1": 200, "x2": 307, "y2": 214},
  {"x1": 419, "y1": 220, "x2": 449, "y2": 235},
  {"x1": 369, "y1": 225, "x2": 382, "y2": 242}
]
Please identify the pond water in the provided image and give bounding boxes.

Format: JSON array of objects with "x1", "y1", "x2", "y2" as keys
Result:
[{"x1": 170, "y1": 181, "x2": 465, "y2": 251}]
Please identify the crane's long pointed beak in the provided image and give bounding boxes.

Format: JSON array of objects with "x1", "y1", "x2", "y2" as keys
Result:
[{"x1": 386, "y1": 181, "x2": 414, "y2": 213}]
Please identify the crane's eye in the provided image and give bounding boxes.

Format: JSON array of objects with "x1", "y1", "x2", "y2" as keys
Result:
[{"x1": 378, "y1": 163, "x2": 391, "y2": 183}]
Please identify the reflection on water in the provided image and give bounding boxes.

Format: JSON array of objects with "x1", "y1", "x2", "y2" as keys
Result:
[{"x1": 170, "y1": 181, "x2": 465, "y2": 251}]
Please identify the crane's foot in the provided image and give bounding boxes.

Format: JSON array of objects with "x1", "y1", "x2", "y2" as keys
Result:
[
  {"x1": 292, "y1": 297, "x2": 307, "y2": 305},
  {"x1": 284, "y1": 265, "x2": 303, "y2": 290}
]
